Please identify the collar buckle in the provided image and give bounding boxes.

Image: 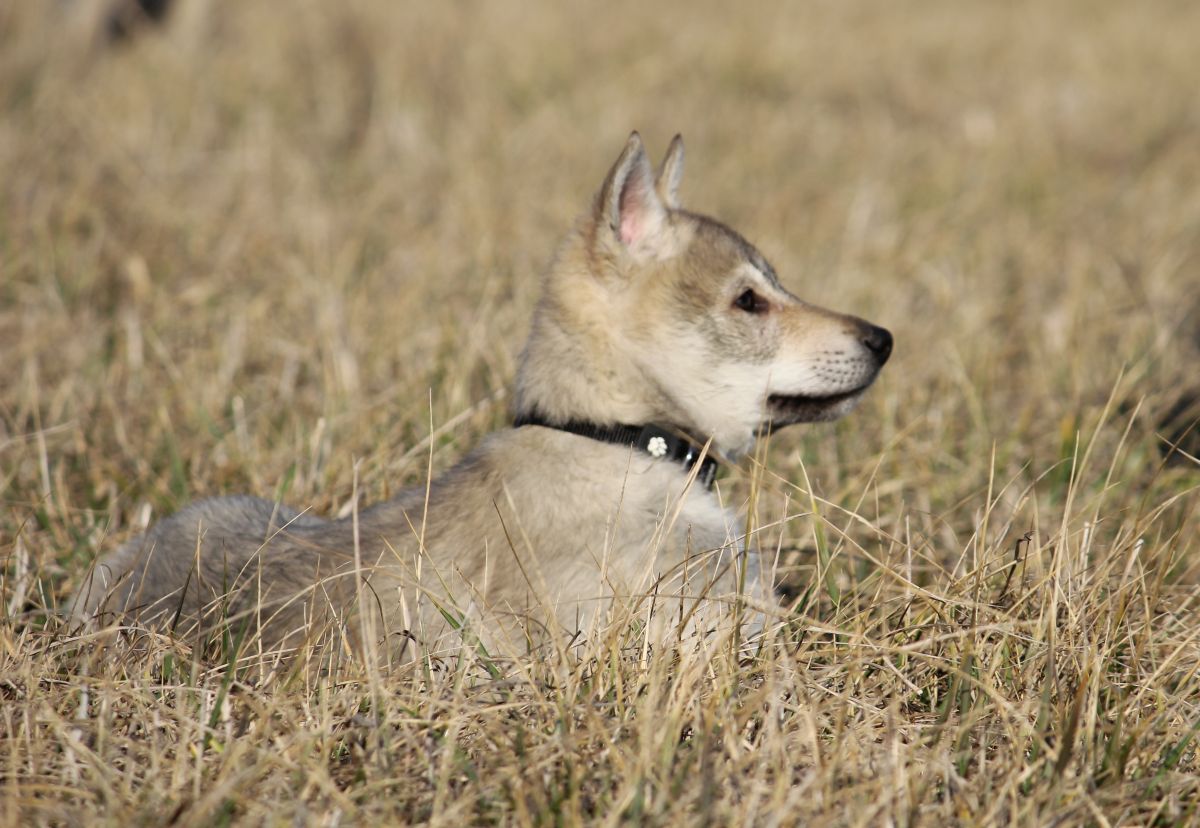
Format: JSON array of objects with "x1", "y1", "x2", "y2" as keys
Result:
[{"x1": 515, "y1": 415, "x2": 721, "y2": 490}]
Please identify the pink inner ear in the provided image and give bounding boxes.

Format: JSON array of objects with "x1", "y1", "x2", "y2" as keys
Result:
[{"x1": 619, "y1": 174, "x2": 649, "y2": 246}]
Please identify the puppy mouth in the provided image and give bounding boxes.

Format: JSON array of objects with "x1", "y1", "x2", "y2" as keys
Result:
[{"x1": 764, "y1": 387, "x2": 868, "y2": 427}]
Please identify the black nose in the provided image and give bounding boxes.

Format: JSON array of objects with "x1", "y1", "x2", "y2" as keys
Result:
[{"x1": 862, "y1": 324, "x2": 893, "y2": 364}]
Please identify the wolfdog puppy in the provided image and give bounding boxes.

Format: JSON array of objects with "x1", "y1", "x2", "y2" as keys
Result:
[{"x1": 72, "y1": 133, "x2": 892, "y2": 659}]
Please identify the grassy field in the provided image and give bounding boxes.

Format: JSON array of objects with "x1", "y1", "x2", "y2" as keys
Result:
[{"x1": 3, "y1": 0, "x2": 1200, "y2": 824}]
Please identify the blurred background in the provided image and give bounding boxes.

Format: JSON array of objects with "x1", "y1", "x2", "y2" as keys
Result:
[
  {"x1": 3, "y1": 3, "x2": 1200, "y2": 823},
  {"x1": 1, "y1": 0, "x2": 1197, "y2": 588}
]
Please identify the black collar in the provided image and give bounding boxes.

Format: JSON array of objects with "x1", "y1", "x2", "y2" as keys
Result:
[{"x1": 513, "y1": 413, "x2": 720, "y2": 490}]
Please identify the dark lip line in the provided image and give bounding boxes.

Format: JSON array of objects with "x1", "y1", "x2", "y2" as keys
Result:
[{"x1": 766, "y1": 386, "x2": 867, "y2": 408}]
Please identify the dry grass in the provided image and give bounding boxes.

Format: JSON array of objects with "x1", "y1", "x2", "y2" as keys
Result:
[{"x1": 3, "y1": 0, "x2": 1200, "y2": 824}]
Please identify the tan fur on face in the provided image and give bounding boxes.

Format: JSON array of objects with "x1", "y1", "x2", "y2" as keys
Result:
[{"x1": 517, "y1": 165, "x2": 889, "y2": 454}]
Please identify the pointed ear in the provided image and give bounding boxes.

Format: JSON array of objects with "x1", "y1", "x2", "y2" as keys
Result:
[
  {"x1": 655, "y1": 134, "x2": 685, "y2": 209},
  {"x1": 597, "y1": 131, "x2": 668, "y2": 256}
]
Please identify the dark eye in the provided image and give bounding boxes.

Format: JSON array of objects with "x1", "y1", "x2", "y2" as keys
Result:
[{"x1": 734, "y1": 288, "x2": 768, "y2": 314}]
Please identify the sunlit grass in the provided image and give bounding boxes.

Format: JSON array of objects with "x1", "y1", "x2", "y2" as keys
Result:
[{"x1": 2, "y1": 0, "x2": 1199, "y2": 823}]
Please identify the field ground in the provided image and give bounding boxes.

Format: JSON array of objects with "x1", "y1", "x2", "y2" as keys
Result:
[{"x1": 2, "y1": 0, "x2": 1199, "y2": 824}]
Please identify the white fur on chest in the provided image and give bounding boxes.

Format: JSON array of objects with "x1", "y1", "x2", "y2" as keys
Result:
[{"x1": 476, "y1": 428, "x2": 765, "y2": 633}]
